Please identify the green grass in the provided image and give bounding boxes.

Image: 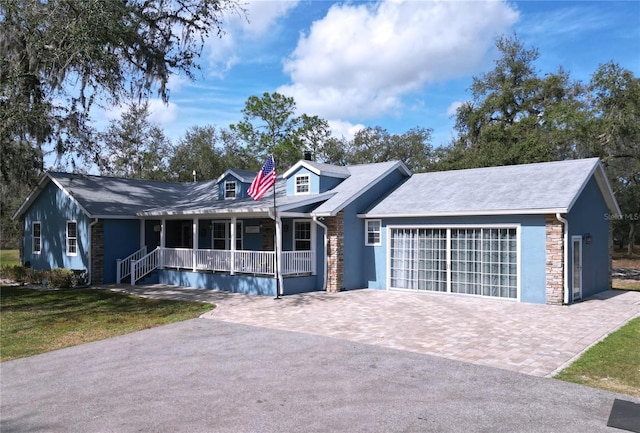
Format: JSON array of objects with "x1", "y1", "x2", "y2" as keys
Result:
[
  {"x1": 0, "y1": 249, "x2": 20, "y2": 267},
  {"x1": 555, "y1": 316, "x2": 640, "y2": 397},
  {"x1": 0, "y1": 286, "x2": 214, "y2": 361}
]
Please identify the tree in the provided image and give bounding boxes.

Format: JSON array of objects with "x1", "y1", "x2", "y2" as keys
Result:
[
  {"x1": 443, "y1": 35, "x2": 587, "y2": 169},
  {"x1": 587, "y1": 62, "x2": 640, "y2": 254},
  {"x1": 339, "y1": 126, "x2": 435, "y2": 172},
  {"x1": 231, "y1": 92, "x2": 329, "y2": 169},
  {"x1": 0, "y1": 0, "x2": 243, "y2": 183},
  {"x1": 169, "y1": 125, "x2": 258, "y2": 181},
  {"x1": 99, "y1": 103, "x2": 172, "y2": 180}
]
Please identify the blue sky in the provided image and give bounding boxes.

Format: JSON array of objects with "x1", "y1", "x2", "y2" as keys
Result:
[{"x1": 100, "y1": 0, "x2": 640, "y2": 151}]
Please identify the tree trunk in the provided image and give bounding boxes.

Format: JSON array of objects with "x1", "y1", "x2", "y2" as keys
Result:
[{"x1": 628, "y1": 222, "x2": 636, "y2": 255}]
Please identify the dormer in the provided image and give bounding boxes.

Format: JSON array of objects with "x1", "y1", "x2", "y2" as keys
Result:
[
  {"x1": 216, "y1": 169, "x2": 256, "y2": 200},
  {"x1": 282, "y1": 160, "x2": 350, "y2": 196}
]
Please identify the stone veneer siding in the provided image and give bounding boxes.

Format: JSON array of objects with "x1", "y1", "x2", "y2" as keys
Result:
[
  {"x1": 326, "y1": 211, "x2": 344, "y2": 293},
  {"x1": 261, "y1": 218, "x2": 275, "y2": 251},
  {"x1": 545, "y1": 215, "x2": 564, "y2": 305},
  {"x1": 91, "y1": 220, "x2": 104, "y2": 285}
]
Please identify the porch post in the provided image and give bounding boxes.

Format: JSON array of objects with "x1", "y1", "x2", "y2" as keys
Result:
[
  {"x1": 159, "y1": 218, "x2": 165, "y2": 270},
  {"x1": 140, "y1": 219, "x2": 145, "y2": 249},
  {"x1": 275, "y1": 215, "x2": 283, "y2": 296},
  {"x1": 230, "y1": 217, "x2": 236, "y2": 275},
  {"x1": 192, "y1": 218, "x2": 198, "y2": 272}
]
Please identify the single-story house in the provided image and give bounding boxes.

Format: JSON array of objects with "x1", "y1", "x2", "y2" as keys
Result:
[{"x1": 13, "y1": 157, "x2": 619, "y2": 305}]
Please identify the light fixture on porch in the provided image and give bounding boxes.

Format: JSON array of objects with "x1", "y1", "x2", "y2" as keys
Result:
[
  {"x1": 153, "y1": 225, "x2": 161, "y2": 232},
  {"x1": 583, "y1": 233, "x2": 592, "y2": 244}
]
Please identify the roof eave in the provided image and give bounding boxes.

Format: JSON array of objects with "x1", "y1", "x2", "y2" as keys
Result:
[{"x1": 357, "y1": 208, "x2": 569, "y2": 219}]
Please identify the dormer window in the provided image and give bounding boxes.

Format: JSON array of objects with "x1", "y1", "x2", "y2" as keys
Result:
[
  {"x1": 225, "y1": 181, "x2": 237, "y2": 199},
  {"x1": 295, "y1": 175, "x2": 310, "y2": 194}
]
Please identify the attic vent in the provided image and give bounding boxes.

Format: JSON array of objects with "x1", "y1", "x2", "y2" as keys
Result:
[{"x1": 304, "y1": 150, "x2": 313, "y2": 161}]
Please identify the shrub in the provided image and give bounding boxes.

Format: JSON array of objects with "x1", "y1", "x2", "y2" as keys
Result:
[{"x1": 0, "y1": 266, "x2": 86, "y2": 289}]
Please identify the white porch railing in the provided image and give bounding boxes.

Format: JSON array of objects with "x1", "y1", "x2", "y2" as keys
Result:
[
  {"x1": 116, "y1": 246, "x2": 147, "y2": 283},
  {"x1": 234, "y1": 250, "x2": 275, "y2": 275},
  {"x1": 130, "y1": 247, "x2": 313, "y2": 284},
  {"x1": 131, "y1": 247, "x2": 160, "y2": 284},
  {"x1": 282, "y1": 251, "x2": 315, "y2": 275}
]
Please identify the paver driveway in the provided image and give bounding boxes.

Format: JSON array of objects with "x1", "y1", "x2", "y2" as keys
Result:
[{"x1": 111, "y1": 285, "x2": 640, "y2": 377}]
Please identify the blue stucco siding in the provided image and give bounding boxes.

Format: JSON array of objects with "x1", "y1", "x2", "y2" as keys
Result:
[
  {"x1": 158, "y1": 269, "x2": 277, "y2": 296},
  {"x1": 341, "y1": 169, "x2": 407, "y2": 290},
  {"x1": 103, "y1": 219, "x2": 141, "y2": 284},
  {"x1": 286, "y1": 167, "x2": 318, "y2": 195},
  {"x1": 217, "y1": 173, "x2": 249, "y2": 200},
  {"x1": 362, "y1": 215, "x2": 548, "y2": 304},
  {"x1": 567, "y1": 176, "x2": 611, "y2": 299},
  {"x1": 21, "y1": 180, "x2": 89, "y2": 271}
]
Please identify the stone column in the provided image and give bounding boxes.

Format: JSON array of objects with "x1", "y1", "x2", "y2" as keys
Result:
[
  {"x1": 545, "y1": 215, "x2": 564, "y2": 305},
  {"x1": 326, "y1": 211, "x2": 344, "y2": 293},
  {"x1": 91, "y1": 220, "x2": 104, "y2": 285}
]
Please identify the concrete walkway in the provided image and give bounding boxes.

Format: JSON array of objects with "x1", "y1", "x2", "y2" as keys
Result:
[{"x1": 107, "y1": 284, "x2": 640, "y2": 377}]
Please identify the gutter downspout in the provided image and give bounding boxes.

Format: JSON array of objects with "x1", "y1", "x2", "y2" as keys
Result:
[
  {"x1": 88, "y1": 218, "x2": 99, "y2": 285},
  {"x1": 312, "y1": 216, "x2": 328, "y2": 292},
  {"x1": 555, "y1": 213, "x2": 569, "y2": 305}
]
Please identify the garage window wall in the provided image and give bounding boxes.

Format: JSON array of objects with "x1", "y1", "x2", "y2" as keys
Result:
[{"x1": 389, "y1": 226, "x2": 518, "y2": 299}]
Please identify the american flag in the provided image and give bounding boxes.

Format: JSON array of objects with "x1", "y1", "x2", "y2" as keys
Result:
[{"x1": 248, "y1": 155, "x2": 276, "y2": 200}]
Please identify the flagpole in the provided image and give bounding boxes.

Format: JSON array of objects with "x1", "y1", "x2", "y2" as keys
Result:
[{"x1": 273, "y1": 156, "x2": 281, "y2": 300}]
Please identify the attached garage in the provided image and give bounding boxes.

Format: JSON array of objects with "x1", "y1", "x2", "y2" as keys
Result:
[{"x1": 359, "y1": 158, "x2": 620, "y2": 305}]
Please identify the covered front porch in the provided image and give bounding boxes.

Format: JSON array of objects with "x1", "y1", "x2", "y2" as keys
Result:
[{"x1": 117, "y1": 211, "x2": 326, "y2": 297}]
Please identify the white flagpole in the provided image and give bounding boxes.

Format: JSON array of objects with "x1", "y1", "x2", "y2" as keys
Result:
[{"x1": 272, "y1": 155, "x2": 281, "y2": 299}]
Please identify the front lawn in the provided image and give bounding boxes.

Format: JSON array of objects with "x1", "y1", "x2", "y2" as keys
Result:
[
  {"x1": 555, "y1": 316, "x2": 640, "y2": 397},
  {"x1": 0, "y1": 286, "x2": 213, "y2": 362},
  {"x1": 0, "y1": 249, "x2": 20, "y2": 267}
]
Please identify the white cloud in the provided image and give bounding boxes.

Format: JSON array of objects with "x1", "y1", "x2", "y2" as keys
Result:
[
  {"x1": 205, "y1": 0, "x2": 299, "y2": 77},
  {"x1": 279, "y1": 0, "x2": 519, "y2": 120},
  {"x1": 328, "y1": 119, "x2": 365, "y2": 140},
  {"x1": 147, "y1": 99, "x2": 179, "y2": 125},
  {"x1": 446, "y1": 100, "x2": 465, "y2": 117}
]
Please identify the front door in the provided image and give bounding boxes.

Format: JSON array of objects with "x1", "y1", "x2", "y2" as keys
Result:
[{"x1": 571, "y1": 236, "x2": 582, "y2": 301}]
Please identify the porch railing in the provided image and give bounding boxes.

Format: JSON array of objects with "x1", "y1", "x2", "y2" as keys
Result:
[
  {"x1": 116, "y1": 246, "x2": 147, "y2": 284},
  {"x1": 129, "y1": 247, "x2": 313, "y2": 284},
  {"x1": 282, "y1": 251, "x2": 315, "y2": 275},
  {"x1": 131, "y1": 247, "x2": 160, "y2": 284}
]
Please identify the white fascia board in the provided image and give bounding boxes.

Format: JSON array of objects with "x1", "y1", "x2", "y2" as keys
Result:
[
  {"x1": 13, "y1": 173, "x2": 93, "y2": 220},
  {"x1": 357, "y1": 208, "x2": 569, "y2": 219},
  {"x1": 277, "y1": 192, "x2": 335, "y2": 212},
  {"x1": 282, "y1": 161, "x2": 350, "y2": 179},
  {"x1": 565, "y1": 161, "x2": 621, "y2": 215},
  {"x1": 137, "y1": 207, "x2": 274, "y2": 217},
  {"x1": 216, "y1": 169, "x2": 253, "y2": 184},
  {"x1": 11, "y1": 172, "x2": 50, "y2": 220}
]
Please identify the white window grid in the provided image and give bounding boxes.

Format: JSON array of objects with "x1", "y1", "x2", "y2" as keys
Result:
[
  {"x1": 32, "y1": 221, "x2": 41, "y2": 254},
  {"x1": 295, "y1": 175, "x2": 310, "y2": 194},
  {"x1": 67, "y1": 221, "x2": 77, "y2": 255},
  {"x1": 225, "y1": 181, "x2": 237, "y2": 199},
  {"x1": 389, "y1": 226, "x2": 518, "y2": 299},
  {"x1": 365, "y1": 220, "x2": 382, "y2": 246},
  {"x1": 294, "y1": 221, "x2": 311, "y2": 251}
]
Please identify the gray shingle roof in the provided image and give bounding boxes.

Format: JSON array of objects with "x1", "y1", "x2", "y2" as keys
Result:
[
  {"x1": 45, "y1": 172, "x2": 218, "y2": 217},
  {"x1": 311, "y1": 161, "x2": 410, "y2": 216},
  {"x1": 362, "y1": 158, "x2": 618, "y2": 217}
]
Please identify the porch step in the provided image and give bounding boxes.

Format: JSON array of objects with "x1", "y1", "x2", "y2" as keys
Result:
[{"x1": 136, "y1": 271, "x2": 159, "y2": 285}]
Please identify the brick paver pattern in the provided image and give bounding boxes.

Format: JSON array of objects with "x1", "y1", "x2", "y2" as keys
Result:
[{"x1": 107, "y1": 285, "x2": 640, "y2": 377}]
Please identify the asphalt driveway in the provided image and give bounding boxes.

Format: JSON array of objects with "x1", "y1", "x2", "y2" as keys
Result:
[{"x1": 2, "y1": 318, "x2": 638, "y2": 433}]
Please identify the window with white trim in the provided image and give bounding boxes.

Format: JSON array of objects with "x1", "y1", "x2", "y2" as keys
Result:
[
  {"x1": 294, "y1": 221, "x2": 311, "y2": 250},
  {"x1": 225, "y1": 181, "x2": 237, "y2": 199},
  {"x1": 295, "y1": 175, "x2": 310, "y2": 194},
  {"x1": 32, "y1": 221, "x2": 41, "y2": 254},
  {"x1": 212, "y1": 221, "x2": 243, "y2": 250},
  {"x1": 389, "y1": 226, "x2": 517, "y2": 299},
  {"x1": 66, "y1": 221, "x2": 77, "y2": 255},
  {"x1": 365, "y1": 220, "x2": 381, "y2": 246}
]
